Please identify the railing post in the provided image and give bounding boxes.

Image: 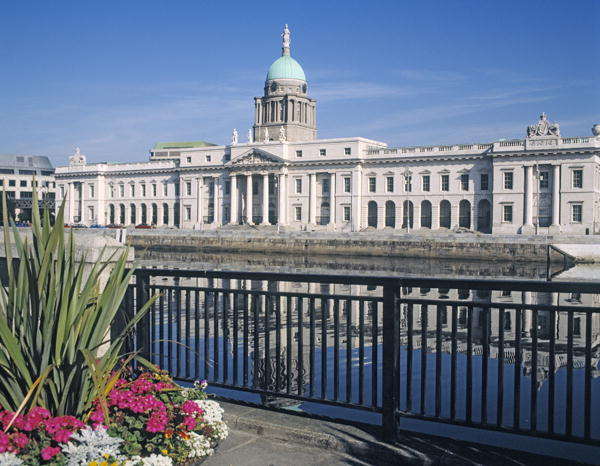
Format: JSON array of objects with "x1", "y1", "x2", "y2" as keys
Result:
[
  {"x1": 135, "y1": 270, "x2": 151, "y2": 360},
  {"x1": 382, "y1": 280, "x2": 400, "y2": 442}
]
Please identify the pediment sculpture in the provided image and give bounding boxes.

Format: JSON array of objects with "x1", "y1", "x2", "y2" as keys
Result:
[
  {"x1": 527, "y1": 112, "x2": 560, "y2": 138},
  {"x1": 231, "y1": 150, "x2": 282, "y2": 165}
]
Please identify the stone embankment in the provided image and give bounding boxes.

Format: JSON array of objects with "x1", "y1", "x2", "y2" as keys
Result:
[{"x1": 123, "y1": 228, "x2": 600, "y2": 263}]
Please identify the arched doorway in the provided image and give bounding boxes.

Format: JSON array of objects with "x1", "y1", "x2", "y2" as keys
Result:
[
  {"x1": 402, "y1": 200, "x2": 414, "y2": 229},
  {"x1": 151, "y1": 203, "x2": 158, "y2": 225},
  {"x1": 459, "y1": 200, "x2": 471, "y2": 229},
  {"x1": 440, "y1": 200, "x2": 451, "y2": 229},
  {"x1": 173, "y1": 203, "x2": 180, "y2": 227},
  {"x1": 385, "y1": 201, "x2": 395, "y2": 227},
  {"x1": 367, "y1": 201, "x2": 377, "y2": 228},
  {"x1": 119, "y1": 204, "x2": 125, "y2": 225},
  {"x1": 477, "y1": 199, "x2": 491, "y2": 233},
  {"x1": 320, "y1": 202, "x2": 330, "y2": 225},
  {"x1": 108, "y1": 204, "x2": 115, "y2": 224},
  {"x1": 420, "y1": 200, "x2": 432, "y2": 229},
  {"x1": 163, "y1": 203, "x2": 169, "y2": 225},
  {"x1": 141, "y1": 204, "x2": 147, "y2": 224},
  {"x1": 130, "y1": 204, "x2": 136, "y2": 225}
]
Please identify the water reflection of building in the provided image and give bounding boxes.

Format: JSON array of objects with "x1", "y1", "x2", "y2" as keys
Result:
[{"x1": 150, "y1": 275, "x2": 600, "y2": 394}]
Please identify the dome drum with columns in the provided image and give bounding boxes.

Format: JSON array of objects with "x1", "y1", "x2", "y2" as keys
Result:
[{"x1": 253, "y1": 25, "x2": 317, "y2": 143}]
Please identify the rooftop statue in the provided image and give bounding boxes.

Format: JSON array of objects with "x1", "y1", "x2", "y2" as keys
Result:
[
  {"x1": 247, "y1": 129, "x2": 253, "y2": 144},
  {"x1": 231, "y1": 128, "x2": 238, "y2": 145},
  {"x1": 527, "y1": 112, "x2": 560, "y2": 138},
  {"x1": 263, "y1": 126, "x2": 269, "y2": 143},
  {"x1": 278, "y1": 125, "x2": 286, "y2": 142},
  {"x1": 69, "y1": 147, "x2": 86, "y2": 166},
  {"x1": 282, "y1": 24, "x2": 291, "y2": 55}
]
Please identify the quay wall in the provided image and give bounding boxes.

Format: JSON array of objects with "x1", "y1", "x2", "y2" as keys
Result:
[{"x1": 123, "y1": 230, "x2": 599, "y2": 263}]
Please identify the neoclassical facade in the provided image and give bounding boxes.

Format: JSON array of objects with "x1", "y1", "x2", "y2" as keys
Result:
[{"x1": 55, "y1": 27, "x2": 600, "y2": 235}]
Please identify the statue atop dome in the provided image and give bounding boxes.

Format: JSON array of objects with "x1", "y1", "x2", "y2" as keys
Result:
[{"x1": 282, "y1": 24, "x2": 291, "y2": 56}]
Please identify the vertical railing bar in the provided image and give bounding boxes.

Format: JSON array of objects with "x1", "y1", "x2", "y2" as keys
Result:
[
  {"x1": 243, "y1": 292, "x2": 249, "y2": 388},
  {"x1": 222, "y1": 290, "x2": 229, "y2": 385},
  {"x1": 213, "y1": 290, "x2": 219, "y2": 382},
  {"x1": 584, "y1": 311, "x2": 592, "y2": 440},
  {"x1": 253, "y1": 292, "x2": 260, "y2": 390},
  {"x1": 309, "y1": 296, "x2": 315, "y2": 398},
  {"x1": 548, "y1": 307, "x2": 556, "y2": 435},
  {"x1": 406, "y1": 303, "x2": 413, "y2": 412},
  {"x1": 321, "y1": 297, "x2": 328, "y2": 400},
  {"x1": 298, "y1": 297, "x2": 304, "y2": 397},
  {"x1": 333, "y1": 298, "x2": 340, "y2": 401},
  {"x1": 264, "y1": 293, "x2": 271, "y2": 395},
  {"x1": 203, "y1": 290, "x2": 209, "y2": 381},
  {"x1": 194, "y1": 290, "x2": 200, "y2": 382},
  {"x1": 420, "y1": 303, "x2": 427, "y2": 416},
  {"x1": 382, "y1": 282, "x2": 400, "y2": 442},
  {"x1": 450, "y1": 305, "x2": 457, "y2": 421},
  {"x1": 345, "y1": 299, "x2": 352, "y2": 404},
  {"x1": 233, "y1": 290, "x2": 239, "y2": 386},
  {"x1": 275, "y1": 294, "x2": 282, "y2": 393},
  {"x1": 371, "y1": 299, "x2": 379, "y2": 408},
  {"x1": 482, "y1": 306, "x2": 489, "y2": 426},
  {"x1": 185, "y1": 289, "x2": 191, "y2": 379},
  {"x1": 497, "y1": 308, "x2": 504, "y2": 428},
  {"x1": 435, "y1": 304, "x2": 442, "y2": 418},
  {"x1": 566, "y1": 310, "x2": 574, "y2": 437},
  {"x1": 150, "y1": 286, "x2": 156, "y2": 365},
  {"x1": 530, "y1": 309, "x2": 538, "y2": 433},
  {"x1": 514, "y1": 307, "x2": 522, "y2": 430},
  {"x1": 168, "y1": 288, "x2": 173, "y2": 375},
  {"x1": 159, "y1": 290, "x2": 165, "y2": 372},
  {"x1": 466, "y1": 305, "x2": 473, "y2": 424},
  {"x1": 286, "y1": 295, "x2": 292, "y2": 395},
  {"x1": 359, "y1": 299, "x2": 365, "y2": 406},
  {"x1": 176, "y1": 286, "x2": 182, "y2": 377}
]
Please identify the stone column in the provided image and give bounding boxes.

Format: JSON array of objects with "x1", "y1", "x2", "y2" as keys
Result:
[
  {"x1": 330, "y1": 173, "x2": 336, "y2": 226},
  {"x1": 524, "y1": 166, "x2": 533, "y2": 226},
  {"x1": 68, "y1": 182, "x2": 75, "y2": 223},
  {"x1": 214, "y1": 176, "x2": 221, "y2": 226},
  {"x1": 230, "y1": 174, "x2": 238, "y2": 224},
  {"x1": 247, "y1": 174, "x2": 253, "y2": 224},
  {"x1": 196, "y1": 176, "x2": 203, "y2": 227},
  {"x1": 552, "y1": 165, "x2": 560, "y2": 226},
  {"x1": 431, "y1": 204, "x2": 440, "y2": 230},
  {"x1": 278, "y1": 173, "x2": 287, "y2": 225},
  {"x1": 471, "y1": 200, "x2": 478, "y2": 231},
  {"x1": 309, "y1": 173, "x2": 317, "y2": 225},
  {"x1": 262, "y1": 173, "x2": 270, "y2": 224},
  {"x1": 157, "y1": 203, "x2": 163, "y2": 227},
  {"x1": 352, "y1": 166, "x2": 362, "y2": 231},
  {"x1": 413, "y1": 203, "x2": 421, "y2": 229},
  {"x1": 80, "y1": 182, "x2": 86, "y2": 224}
]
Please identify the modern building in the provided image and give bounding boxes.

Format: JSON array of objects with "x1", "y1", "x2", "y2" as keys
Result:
[
  {"x1": 0, "y1": 154, "x2": 56, "y2": 222},
  {"x1": 54, "y1": 26, "x2": 600, "y2": 235}
]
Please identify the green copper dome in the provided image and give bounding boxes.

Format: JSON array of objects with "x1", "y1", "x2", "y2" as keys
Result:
[{"x1": 266, "y1": 55, "x2": 306, "y2": 81}]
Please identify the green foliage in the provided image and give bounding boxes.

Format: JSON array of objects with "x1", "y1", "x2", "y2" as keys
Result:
[{"x1": 0, "y1": 187, "x2": 156, "y2": 417}]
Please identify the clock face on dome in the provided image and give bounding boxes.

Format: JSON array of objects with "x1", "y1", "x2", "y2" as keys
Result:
[{"x1": 270, "y1": 82, "x2": 278, "y2": 92}]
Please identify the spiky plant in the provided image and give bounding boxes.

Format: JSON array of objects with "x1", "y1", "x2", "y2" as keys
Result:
[{"x1": 0, "y1": 187, "x2": 155, "y2": 417}]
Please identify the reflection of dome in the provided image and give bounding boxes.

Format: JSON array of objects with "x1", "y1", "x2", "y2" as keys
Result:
[{"x1": 266, "y1": 55, "x2": 306, "y2": 81}]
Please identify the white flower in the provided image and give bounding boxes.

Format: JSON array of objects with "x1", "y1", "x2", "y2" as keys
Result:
[
  {"x1": 0, "y1": 452, "x2": 23, "y2": 466},
  {"x1": 61, "y1": 426, "x2": 124, "y2": 466},
  {"x1": 185, "y1": 431, "x2": 214, "y2": 458},
  {"x1": 193, "y1": 399, "x2": 224, "y2": 423},
  {"x1": 127, "y1": 454, "x2": 173, "y2": 466},
  {"x1": 209, "y1": 420, "x2": 229, "y2": 443}
]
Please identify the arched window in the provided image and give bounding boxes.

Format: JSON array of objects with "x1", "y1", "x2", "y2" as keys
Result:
[
  {"x1": 402, "y1": 200, "x2": 414, "y2": 229},
  {"x1": 367, "y1": 201, "x2": 377, "y2": 228},
  {"x1": 151, "y1": 203, "x2": 158, "y2": 225},
  {"x1": 459, "y1": 200, "x2": 471, "y2": 229},
  {"x1": 163, "y1": 203, "x2": 169, "y2": 225},
  {"x1": 320, "y1": 202, "x2": 330, "y2": 225},
  {"x1": 477, "y1": 199, "x2": 491, "y2": 233},
  {"x1": 119, "y1": 204, "x2": 125, "y2": 225},
  {"x1": 108, "y1": 204, "x2": 115, "y2": 224},
  {"x1": 420, "y1": 200, "x2": 432, "y2": 229},
  {"x1": 141, "y1": 204, "x2": 147, "y2": 224},
  {"x1": 385, "y1": 201, "x2": 395, "y2": 228},
  {"x1": 440, "y1": 200, "x2": 451, "y2": 229},
  {"x1": 130, "y1": 204, "x2": 137, "y2": 225}
]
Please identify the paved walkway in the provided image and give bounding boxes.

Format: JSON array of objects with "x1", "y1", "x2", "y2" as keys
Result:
[{"x1": 203, "y1": 400, "x2": 584, "y2": 466}]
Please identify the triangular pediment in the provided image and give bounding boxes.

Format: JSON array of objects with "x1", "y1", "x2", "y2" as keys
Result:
[{"x1": 227, "y1": 149, "x2": 285, "y2": 166}]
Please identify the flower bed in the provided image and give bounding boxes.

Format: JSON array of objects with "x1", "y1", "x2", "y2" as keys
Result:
[{"x1": 0, "y1": 369, "x2": 228, "y2": 465}]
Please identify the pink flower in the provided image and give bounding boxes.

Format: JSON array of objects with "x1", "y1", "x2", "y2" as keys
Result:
[
  {"x1": 181, "y1": 415, "x2": 196, "y2": 431},
  {"x1": 11, "y1": 433, "x2": 28, "y2": 449},
  {"x1": 182, "y1": 400, "x2": 202, "y2": 415},
  {"x1": 145, "y1": 411, "x2": 168, "y2": 432},
  {"x1": 41, "y1": 446, "x2": 61, "y2": 460},
  {"x1": 23, "y1": 407, "x2": 51, "y2": 431},
  {"x1": 0, "y1": 431, "x2": 9, "y2": 453}
]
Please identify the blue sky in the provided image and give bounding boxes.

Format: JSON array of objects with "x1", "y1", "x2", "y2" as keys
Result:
[{"x1": 1, "y1": 0, "x2": 598, "y2": 165}]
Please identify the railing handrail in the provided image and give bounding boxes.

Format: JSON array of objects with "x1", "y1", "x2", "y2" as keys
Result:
[{"x1": 132, "y1": 267, "x2": 600, "y2": 293}]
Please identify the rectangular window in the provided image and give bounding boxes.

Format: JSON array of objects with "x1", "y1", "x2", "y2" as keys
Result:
[
  {"x1": 343, "y1": 177, "x2": 351, "y2": 193},
  {"x1": 503, "y1": 205, "x2": 513, "y2": 223},
  {"x1": 152, "y1": 184, "x2": 157, "y2": 196},
  {"x1": 480, "y1": 173, "x2": 489, "y2": 191},
  {"x1": 141, "y1": 184, "x2": 146, "y2": 197},
  {"x1": 295, "y1": 178, "x2": 302, "y2": 194},
  {"x1": 422, "y1": 175, "x2": 430, "y2": 192},
  {"x1": 59, "y1": 185, "x2": 65, "y2": 198},
  {"x1": 109, "y1": 185, "x2": 114, "y2": 198},
  {"x1": 504, "y1": 172, "x2": 513, "y2": 190},
  {"x1": 184, "y1": 206, "x2": 191, "y2": 221},
  {"x1": 460, "y1": 174, "x2": 469, "y2": 191},
  {"x1": 253, "y1": 181, "x2": 259, "y2": 194},
  {"x1": 368, "y1": 177, "x2": 376, "y2": 193},
  {"x1": 20, "y1": 180, "x2": 27, "y2": 187},
  {"x1": 163, "y1": 184, "x2": 168, "y2": 196},
  {"x1": 319, "y1": 149, "x2": 326, "y2": 156},
  {"x1": 539, "y1": 171, "x2": 549, "y2": 189},
  {"x1": 118, "y1": 185, "x2": 124, "y2": 197},
  {"x1": 175, "y1": 183, "x2": 180, "y2": 196},
  {"x1": 404, "y1": 174, "x2": 412, "y2": 192},
  {"x1": 295, "y1": 206, "x2": 302, "y2": 221},
  {"x1": 130, "y1": 185, "x2": 135, "y2": 197},
  {"x1": 343, "y1": 206, "x2": 351, "y2": 222},
  {"x1": 206, "y1": 155, "x2": 212, "y2": 162},
  {"x1": 386, "y1": 176, "x2": 394, "y2": 193},
  {"x1": 89, "y1": 184, "x2": 95, "y2": 198},
  {"x1": 573, "y1": 169, "x2": 583, "y2": 188},
  {"x1": 344, "y1": 147, "x2": 351, "y2": 155},
  {"x1": 322, "y1": 178, "x2": 330, "y2": 194},
  {"x1": 296, "y1": 150, "x2": 303, "y2": 158},
  {"x1": 9, "y1": 180, "x2": 15, "y2": 187},
  {"x1": 88, "y1": 206, "x2": 94, "y2": 222},
  {"x1": 571, "y1": 204, "x2": 582, "y2": 223},
  {"x1": 186, "y1": 181, "x2": 192, "y2": 196},
  {"x1": 441, "y1": 174, "x2": 449, "y2": 192},
  {"x1": 225, "y1": 181, "x2": 231, "y2": 195},
  {"x1": 186, "y1": 157, "x2": 191, "y2": 163}
]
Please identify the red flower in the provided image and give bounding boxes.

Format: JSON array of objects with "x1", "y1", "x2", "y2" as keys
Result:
[{"x1": 41, "y1": 446, "x2": 61, "y2": 460}]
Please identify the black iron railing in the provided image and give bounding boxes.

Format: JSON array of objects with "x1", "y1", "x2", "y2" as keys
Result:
[{"x1": 121, "y1": 269, "x2": 600, "y2": 446}]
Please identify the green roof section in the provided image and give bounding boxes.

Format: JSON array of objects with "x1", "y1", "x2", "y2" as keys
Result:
[
  {"x1": 266, "y1": 55, "x2": 306, "y2": 82},
  {"x1": 152, "y1": 141, "x2": 217, "y2": 151}
]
